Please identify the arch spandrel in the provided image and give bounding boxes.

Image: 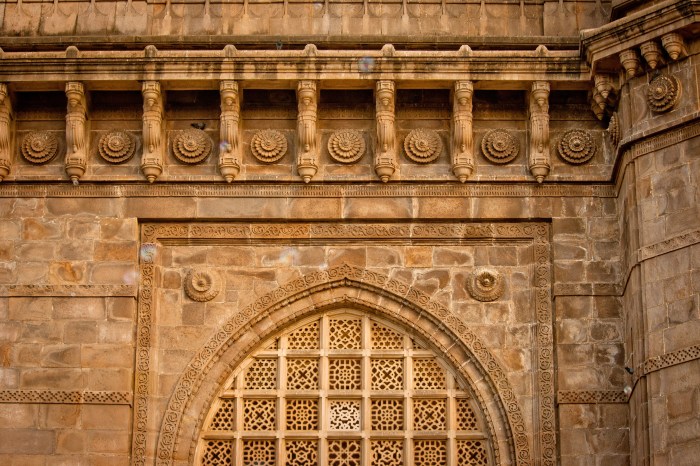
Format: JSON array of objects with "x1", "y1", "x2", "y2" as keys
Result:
[{"x1": 154, "y1": 265, "x2": 531, "y2": 466}]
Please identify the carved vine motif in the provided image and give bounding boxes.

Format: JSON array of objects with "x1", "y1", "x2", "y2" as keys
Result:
[
  {"x1": 98, "y1": 130, "x2": 137, "y2": 163},
  {"x1": 328, "y1": 130, "x2": 366, "y2": 163},
  {"x1": 21, "y1": 131, "x2": 59, "y2": 164},
  {"x1": 647, "y1": 74, "x2": 681, "y2": 113},
  {"x1": 557, "y1": 129, "x2": 596, "y2": 165},
  {"x1": 184, "y1": 268, "x2": 222, "y2": 302},
  {"x1": 251, "y1": 129, "x2": 288, "y2": 163},
  {"x1": 171, "y1": 128, "x2": 212, "y2": 164},
  {"x1": 466, "y1": 267, "x2": 505, "y2": 302},
  {"x1": 481, "y1": 129, "x2": 519, "y2": 164},
  {"x1": 403, "y1": 128, "x2": 443, "y2": 163}
]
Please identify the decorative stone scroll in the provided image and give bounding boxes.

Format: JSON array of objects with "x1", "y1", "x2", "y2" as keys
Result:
[
  {"x1": 466, "y1": 267, "x2": 505, "y2": 302},
  {"x1": 403, "y1": 128, "x2": 442, "y2": 163},
  {"x1": 171, "y1": 128, "x2": 212, "y2": 164},
  {"x1": 328, "y1": 130, "x2": 365, "y2": 163},
  {"x1": 528, "y1": 81, "x2": 551, "y2": 183},
  {"x1": 184, "y1": 268, "x2": 222, "y2": 302},
  {"x1": 65, "y1": 82, "x2": 88, "y2": 183},
  {"x1": 21, "y1": 131, "x2": 59, "y2": 164},
  {"x1": 98, "y1": 130, "x2": 137, "y2": 164},
  {"x1": 296, "y1": 80, "x2": 319, "y2": 183},
  {"x1": 251, "y1": 129, "x2": 287, "y2": 163},
  {"x1": 141, "y1": 81, "x2": 164, "y2": 183},
  {"x1": 374, "y1": 80, "x2": 397, "y2": 182},
  {"x1": 646, "y1": 74, "x2": 680, "y2": 113},
  {"x1": 218, "y1": 80, "x2": 241, "y2": 182},
  {"x1": 0, "y1": 84, "x2": 11, "y2": 181},
  {"x1": 451, "y1": 80, "x2": 474, "y2": 182},
  {"x1": 481, "y1": 129, "x2": 519, "y2": 164},
  {"x1": 557, "y1": 129, "x2": 596, "y2": 164}
]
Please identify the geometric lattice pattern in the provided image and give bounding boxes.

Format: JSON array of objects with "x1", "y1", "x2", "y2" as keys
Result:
[{"x1": 198, "y1": 311, "x2": 491, "y2": 466}]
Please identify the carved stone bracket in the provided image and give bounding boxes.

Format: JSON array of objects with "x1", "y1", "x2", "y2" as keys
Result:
[
  {"x1": 590, "y1": 74, "x2": 617, "y2": 121},
  {"x1": 219, "y1": 80, "x2": 241, "y2": 182},
  {"x1": 0, "y1": 84, "x2": 11, "y2": 181},
  {"x1": 451, "y1": 80, "x2": 474, "y2": 182},
  {"x1": 374, "y1": 80, "x2": 397, "y2": 182},
  {"x1": 296, "y1": 80, "x2": 318, "y2": 183},
  {"x1": 528, "y1": 81, "x2": 550, "y2": 183},
  {"x1": 141, "y1": 81, "x2": 164, "y2": 183},
  {"x1": 65, "y1": 82, "x2": 88, "y2": 183}
]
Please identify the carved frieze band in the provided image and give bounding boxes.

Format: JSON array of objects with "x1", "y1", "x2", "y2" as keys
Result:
[
  {"x1": 637, "y1": 228, "x2": 700, "y2": 262},
  {"x1": 640, "y1": 344, "x2": 700, "y2": 376},
  {"x1": 553, "y1": 283, "x2": 622, "y2": 297},
  {"x1": 557, "y1": 390, "x2": 627, "y2": 404},
  {"x1": 0, "y1": 284, "x2": 137, "y2": 297},
  {"x1": 0, "y1": 390, "x2": 132, "y2": 405}
]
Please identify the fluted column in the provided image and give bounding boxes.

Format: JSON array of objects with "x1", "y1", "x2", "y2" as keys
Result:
[
  {"x1": 374, "y1": 80, "x2": 397, "y2": 182},
  {"x1": 219, "y1": 80, "x2": 241, "y2": 183},
  {"x1": 451, "y1": 80, "x2": 474, "y2": 182},
  {"x1": 296, "y1": 80, "x2": 318, "y2": 183},
  {"x1": 0, "y1": 84, "x2": 12, "y2": 182},
  {"x1": 65, "y1": 82, "x2": 87, "y2": 184},
  {"x1": 141, "y1": 81, "x2": 164, "y2": 183},
  {"x1": 528, "y1": 81, "x2": 550, "y2": 183}
]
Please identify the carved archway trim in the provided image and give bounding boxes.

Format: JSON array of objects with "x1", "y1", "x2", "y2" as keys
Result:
[{"x1": 154, "y1": 264, "x2": 532, "y2": 466}]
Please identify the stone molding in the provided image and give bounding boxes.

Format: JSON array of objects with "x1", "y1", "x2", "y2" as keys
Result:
[
  {"x1": 553, "y1": 283, "x2": 622, "y2": 297},
  {"x1": 637, "y1": 228, "x2": 700, "y2": 262},
  {"x1": 136, "y1": 221, "x2": 555, "y2": 466},
  {"x1": 0, "y1": 284, "x2": 137, "y2": 297},
  {"x1": 557, "y1": 390, "x2": 627, "y2": 404},
  {"x1": 0, "y1": 390, "x2": 132, "y2": 405},
  {"x1": 639, "y1": 344, "x2": 700, "y2": 378}
]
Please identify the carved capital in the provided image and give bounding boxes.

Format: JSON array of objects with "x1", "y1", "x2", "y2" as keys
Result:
[
  {"x1": 451, "y1": 80, "x2": 474, "y2": 182},
  {"x1": 141, "y1": 81, "x2": 164, "y2": 183},
  {"x1": 219, "y1": 80, "x2": 241, "y2": 183},
  {"x1": 374, "y1": 80, "x2": 397, "y2": 182},
  {"x1": 296, "y1": 80, "x2": 318, "y2": 183},
  {"x1": 64, "y1": 81, "x2": 87, "y2": 184},
  {"x1": 0, "y1": 83, "x2": 12, "y2": 181},
  {"x1": 529, "y1": 81, "x2": 550, "y2": 183}
]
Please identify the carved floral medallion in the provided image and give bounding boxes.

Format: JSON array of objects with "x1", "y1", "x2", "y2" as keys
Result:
[
  {"x1": 557, "y1": 129, "x2": 596, "y2": 165},
  {"x1": 646, "y1": 74, "x2": 680, "y2": 113},
  {"x1": 403, "y1": 128, "x2": 443, "y2": 163},
  {"x1": 184, "y1": 268, "x2": 222, "y2": 302},
  {"x1": 466, "y1": 267, "x2": 505, "y2": 302},
  {"x1": 607, "y1": 113, "x2": 620, "y2": 148},
  {"x1": 481, "y1": 129, "x2": 519, "y2": 164},
  {"x1": 21, "y1": 131, "x2": 59, "y2": 164},
  {"x1": 98, "y1": 130, "x2": 137, "y2": 164},
  {"x1": 251, "y1": 129, "x2": 288, "y2": 163},
  {"x1": 327, "y1": 130, "x2": 366, "y2": 163},
  {"x1": 172, "y1": 128, "x2": 212, "y2": 164}
]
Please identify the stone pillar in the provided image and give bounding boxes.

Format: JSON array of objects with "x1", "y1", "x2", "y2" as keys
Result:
[
  {"x1": 528, "y1": 81, "x2": 550, "y2": 183},
  {"x1": 451, "y1": 80, "x2": 474, "y2": 182},
  {"x1": 374, "y1": 80, "x2": 397, "y2": 182},
  {"x1": 0, "y1": 83, "x2": 12, "y2": 181},
  {"x1": 65, "y1": 82, "x2": 88, "y2": 184},
  {"x1": 219, "y1": 80, "x2": 241, "y2": 183},
  {"x1": 141, "y1": 81, "x2": 164, "y2": 183},
  {"x1": 296, "y1": 80, "x2": 318, "y2": 183}
]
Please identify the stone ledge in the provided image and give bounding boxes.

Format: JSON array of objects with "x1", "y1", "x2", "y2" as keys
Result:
[{"x1": 0, "y1": 390, "x2": 132, "y2": 405}]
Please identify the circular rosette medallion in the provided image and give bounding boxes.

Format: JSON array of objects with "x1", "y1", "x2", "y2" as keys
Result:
[
  {"x1": 557, "y1": 129, "x2": 596, "y2": 165},
  {"x1": 21, "y1": 131, "x2": 59, "y2": 164},
  {"x1": 98, "y1": 130, "x2": 137, "y2": 164},
  {"x1": 172, "y1": 128, "x2": 212, "y2": 164},
  {"x1": 184, "y1": 268, "x2": 222, "y2": 302},
  {"x1": 466, "y1": 267, "x2": 505, "y2": 302},
  {"x1": 251, "y1": 129, "x2": 288, "y2": 163},
  {"x1": 403, "y1": 129, "x2": 443, "y2": 163},
  {"x1": 481, "y1": 129, "x2": 519, "y2": 164},
  {"x1": 328, "y1": 130, "x2": 366, "y2": 163},
  {"x1": 647, "y1": 74, "x2": 681, "y2": 113}
]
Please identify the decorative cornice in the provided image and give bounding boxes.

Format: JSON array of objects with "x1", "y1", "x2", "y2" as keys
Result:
[
  {"x1": 0, "y1": 284, "x2": 137, "y2": 297},
  {"x1": 0, "y1": 390, "x2": 132, "y2": 405}
]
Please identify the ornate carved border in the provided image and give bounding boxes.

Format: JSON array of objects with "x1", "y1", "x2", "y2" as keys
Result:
[
  {"x1": 639, "y1": 343, "x2": 700, "y2": 377},
  {"x1": 557, "y1": 390, "x2": 627, "y2": 404},
  {"x1": 637, "y1": 228, "x2": 700, "y2": 262},
  {"x1": 0, "y1": 284, "x2": 137, "y2": 297},
  {"x1": 133, "y1": 222, "x2": 555, "y2": 466},
  {"x1": 0, "y1": 390, "x2": 131, "y2": 405}
]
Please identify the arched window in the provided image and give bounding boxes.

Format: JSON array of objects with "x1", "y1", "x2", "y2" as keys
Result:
[{"x1": 197, "y1": 309, "x2": 493, "y2": 466}]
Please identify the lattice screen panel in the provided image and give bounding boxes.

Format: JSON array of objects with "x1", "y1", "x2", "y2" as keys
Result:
[{"x1": 197, "y1": 310, "x2": 492, "y2": 465}]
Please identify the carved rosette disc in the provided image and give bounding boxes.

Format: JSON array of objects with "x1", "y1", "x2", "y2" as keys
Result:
[
  {"x1": 466, "y1": 267, "x2": 505, "y2": 302},
  {"x1": 184, "y1": 269, "x2": 222, "y2": 302},
  {"x1": 557, "y1": 129, "x2": 596, "y2": 165},
  {"x1": 21, "y1": 131, "x2": 59, "y2": 164},
  {"x1": 481, "y1": 129, "x2": 519, "y2": 164},
  {"x1": 608, "y1": 113, "x2": 620, "y2": 148},
  {"x1": 251, "y1": 129, "x2": 287, "y2": 163},
  {"x1": 98, "y1": 131, "x2": 137, "y2": 164},
  {"x1": 646, "y1": 74, "x2": 680, "y2": 113},
  {"x1": 403, "y1": 129, "x2": 443, "y2": 163},
  {"x1": 172, "y1": 129, "x2": 212, "y2": 164},
  {"x1": 328, "y1": 130, "x2": 366, "y2": 163}
]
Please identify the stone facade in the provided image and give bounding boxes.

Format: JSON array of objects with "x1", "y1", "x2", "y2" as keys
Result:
[{"x1": 0, "y1": 0, "x2": 699, "y2": 464}]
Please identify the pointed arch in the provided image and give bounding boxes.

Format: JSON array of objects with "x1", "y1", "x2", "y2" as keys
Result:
[{"x1": 154, "y1": 265, "x2": 532, "y2": 466}]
